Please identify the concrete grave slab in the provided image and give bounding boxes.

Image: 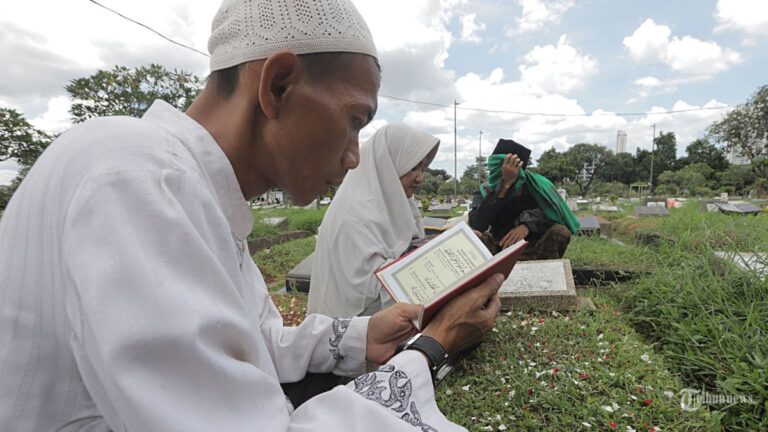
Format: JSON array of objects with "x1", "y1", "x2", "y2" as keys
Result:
[
  {"x1": 707, "y1": 202, "x2": 761, "y2": 215},
  {"x1": 596, "y1": 204, "x2": 620, "y2": 212},
  {"x1": 711, "y1": 252, "x2": 767, "y2": 281},
  {"x1": 633, "y1": 206, "x2": 669, "y2": 217},
  {"x1": 577, "y1": 216, "x2": 601, "y2": 236},
  {"x1": 285, "y1": 252, "x2": 314, "y2": 293},
  {"x1": 596, "y1": 216, "x2": 613, "y2": 238},
  {"x1": 261, "y1": 217, "x2": 288, "y2": 228},
  {"x1": 500, "y1": 259, "x2": 579, "y2": 311}
]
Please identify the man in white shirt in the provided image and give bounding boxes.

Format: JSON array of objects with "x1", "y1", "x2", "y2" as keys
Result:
[{"x1": 0, "y1": 0, "x2": 503, "y2": 430}]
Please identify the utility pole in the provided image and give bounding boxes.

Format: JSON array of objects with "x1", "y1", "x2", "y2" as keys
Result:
[
  {"x1": 453, "y1": 100, "x2": 459, "y2": 198},
  {"x1": 478, "y1": 130, "x2": 483, "y2": 158},
  {"x1": 649, "y1": 123, "x2": 656, "y2": 195}
]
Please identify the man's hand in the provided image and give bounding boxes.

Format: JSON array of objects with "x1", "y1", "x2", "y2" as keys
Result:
[
  {"x1": 500, "y1": 153, "x2": 523, "y2": 191},
  {"x1": 421, "y1": 273, "x2": 504, "y2": 355},
  {"x1": 366, "y1": 303, "x2": 420, "y2": 364},
  {"x1": 500, "y1": 225, "x2": 529, "y2": 249}
]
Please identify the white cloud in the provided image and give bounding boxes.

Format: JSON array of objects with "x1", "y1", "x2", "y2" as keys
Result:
[
  {"x1": 510, "y1": 0, "x2": 575, "y2": 35},
  {"x1": 461, "y1": 13, "x2": 486, "y2": 43},
  {"x1": 666, "y1": 36, "x2": 741, "y2": 74},
  {"x1": 0, "y1": 170, "x2": 18, "y2": 186},
  {"x1": 715, "y1": 0, "x2": 768, "y2": 36},
  {"x1": 519, "y1": 35, "x2": 597, "y2": 94},
  {"x1": 622, "y1": 19, "x2": 672, "y2": 63},
  {"x1": 0, "y1": 160, "x2": 21, "y2": 186},
  {"x1": 623, "y1": 18, "x2": 741, "y2": 76},
  {"x1": 30, "y1": 96, "x2": 72, "y2": 134},
  {"x1": 355, "y1": 0, "x2": 459, "y2": 101}
]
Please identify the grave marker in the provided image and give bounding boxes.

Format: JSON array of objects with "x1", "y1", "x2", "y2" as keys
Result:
[
  {"x1": 285, "y1": 252, "x2": 314, "y2": 293},
  {"x1": 576, "y1": 216, "x2": 601, "y2": 236},
  {"x1": 633, "y1": 206, "x2": 669, "y2": 217},
  {"x1": 499, "y1": 259, "x2": 579, "y2": 311},
  {"x1": 711, "y1": 252, "x2": 767, "y2": 281}
]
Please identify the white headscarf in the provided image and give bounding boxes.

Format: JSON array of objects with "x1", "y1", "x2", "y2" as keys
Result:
[{"x1": 308, "y1": 124, "x2": 440, "y2": 317}]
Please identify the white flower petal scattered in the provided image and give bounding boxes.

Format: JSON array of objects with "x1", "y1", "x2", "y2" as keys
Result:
[
  {"x1": 664, "y1": 391, "x2": 674, "y2": 399},
  {"x1": 640, "y1": 353, "x2": 650, "y2": 363},
  {"x1": 597, "y1": 333, "x2": 604, "y2": 340},
  {"x1": 602, "y1": 406, "x2": 614, "y2": 413},
  {"x1": 462, "y1": 385, "x2": 471, "y2": 391},
  {"x1": 582, "y1": 422, "x2": 592, "y2": 428},
  {"x1": 498, "y1": 425, "x2": 507, "y2": 431},
  {"x1": 626, "y1": 426, "x2": 636, "y2": 432}
]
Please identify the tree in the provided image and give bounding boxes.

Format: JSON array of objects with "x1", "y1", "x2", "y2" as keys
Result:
[
  {"x1": 565, "y1": 143, "x2": 611, "y2": 196},
  {"x1": 651, "y1": 131, "x2": 678, "y2": 185},
  {"x1": 657, "y1": 163, "x2": 712, "y2": 196},
  {"x1": 0, "y1": 108, "x2": 52, "y2": 168},
  {"x1": 437, "y1": 180, "x2": 455, "y2": 197},
  {"x1": 0, "y1": 108, "x2": 53, "y2": 208},
  {"x1": 680, "y1": 138, "x2": 729, "y2": 172},
  {"x1": 598, "y1": 152, "x2": 637, "y2": 185},
  {"x1": 419, "y1": 171, "x2": 442, "y2": 196},
  {"x1": 459, "y1": 159, "x2": 486, "y2": 196},
  {"x1": 709, "y1": 85, "x2": 768, "y2": 179},
  {"x1": 719, "y1": 164, "x2": 756, "y2": 195},
  {"x1": 425, "y1": 167, "x2": 451, "y2": 181},
  {"x1": 536, "y1": 148, "x2": 576, "y2": 183},
  {"x1": 67, "y1": 64, "x2": 202, "y2": 123}
]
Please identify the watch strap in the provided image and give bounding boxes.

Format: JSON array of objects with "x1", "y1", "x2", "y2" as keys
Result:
[{"x1": 396, "y1": 334, "x2": 449, "y2": 385}]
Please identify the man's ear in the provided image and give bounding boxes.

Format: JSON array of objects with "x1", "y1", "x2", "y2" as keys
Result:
[{"x1": 258, "y1": 50, "x2": 302, "y2": 120}]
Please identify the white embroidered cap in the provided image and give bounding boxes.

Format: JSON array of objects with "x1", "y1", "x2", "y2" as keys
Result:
[{"x1": 208, "y1": 0, "x2": 378, "y2": 72}]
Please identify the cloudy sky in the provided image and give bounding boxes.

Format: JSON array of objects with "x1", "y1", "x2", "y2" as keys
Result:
[{"x1": 2, "y1": 0, "x2": 767, "y2": 185}]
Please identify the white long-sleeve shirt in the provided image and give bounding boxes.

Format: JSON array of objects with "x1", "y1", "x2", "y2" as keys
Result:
[{"x1": 0, "y1": 100, "x2": 462, "y2": 431}]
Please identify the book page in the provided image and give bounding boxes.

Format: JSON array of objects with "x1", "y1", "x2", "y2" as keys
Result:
[{"x1": 391, "y1": 229, "x2": 487, "y2": 303}]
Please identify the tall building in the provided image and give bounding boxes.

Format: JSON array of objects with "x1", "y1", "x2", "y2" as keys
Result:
[
  {"x1": 727, "y1": 147, "x2": 750, "y2": 165},
  {"x1": 616, "y1": 130, "x2": 627, "y2": 154}
]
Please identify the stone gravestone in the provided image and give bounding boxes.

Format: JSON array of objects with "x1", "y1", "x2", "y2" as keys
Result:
[
  {"x1": 285, "y1": 252, "x2": 314, "y2": 293},
  {"x1": 633, "y1": 206, "x2": 669, "y2": 217},
  {"x1": 499, "y1": 259, "x2": 579, "y2": 311},
  {"x1": 577, "y1": 216, "x2": 601, "y2": 236},
  {"x1": 596, "y1": 204, "x2": 620, "y2": 212},
  {"x1": 711, "y1": 252, "x2": 767, "y2": 281},
  {"x1": 566, "y1": 198, "x2": 579, "y2": 212},
  {"x1": 429, "y1": 203, "x2": 453, "y2": 217},
  {"x1": 261, "y1": 216, "x2": 288, "y2": 229},
  {"x1": 708, "y1": 202, "x2": 761, "y2": 215}
]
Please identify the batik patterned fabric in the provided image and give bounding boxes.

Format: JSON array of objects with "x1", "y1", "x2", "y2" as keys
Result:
[{"x1": 353, "y1": 364, "x2": 438, "y2": 432}]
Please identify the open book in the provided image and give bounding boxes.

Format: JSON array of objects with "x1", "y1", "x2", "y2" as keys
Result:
[{"x1": 376, "y1": 221, "x2": 527, "y2": 330}]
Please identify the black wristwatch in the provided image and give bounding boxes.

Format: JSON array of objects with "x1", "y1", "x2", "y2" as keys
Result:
[{"x1": 395, "y1": 333, "x2": 451, "y2": 386}]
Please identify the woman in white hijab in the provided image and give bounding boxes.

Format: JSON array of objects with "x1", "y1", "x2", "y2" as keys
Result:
[{"x1": 308, "y1": 124, "x2": 440, "y2": 317}]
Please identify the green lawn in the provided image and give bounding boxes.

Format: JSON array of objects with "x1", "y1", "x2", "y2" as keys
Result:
[
  {"x1": 253, "y1": 203, "x2": 767, "y2": 430},
  {"x1": 437, "y1": 298, "x2": 711, "y2": 431}
]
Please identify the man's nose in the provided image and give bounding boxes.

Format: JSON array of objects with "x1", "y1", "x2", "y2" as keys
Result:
[{"x1": 342, "y1": 140, "x2": 360, "y2": 170}]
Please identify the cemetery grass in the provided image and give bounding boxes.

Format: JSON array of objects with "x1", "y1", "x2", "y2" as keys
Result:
[
  {"x1": 564, "y1": 236, "x2": 654, "y2": 270},
  {"x1": 251, "y1": 207, "x2": 327, "y2": 235},
  {"x1": 436, "y1": 300, "x2": 712, "y2": 431},
  {"x1": 605, "y1": 204, "x2": 768, "y2": 430},
  {"x1": 253, "y1": 236, "x2": 316, "y2": 291}
]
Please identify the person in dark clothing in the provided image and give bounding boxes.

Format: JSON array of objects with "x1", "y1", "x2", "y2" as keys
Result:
[{"x1": 469, "y1": 139, "x2": 577, "y2": 260}]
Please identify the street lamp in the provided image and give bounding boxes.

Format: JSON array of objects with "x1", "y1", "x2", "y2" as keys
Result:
[
  {"x1": 649, "y1": 123, "x2": 656, "y2": 195},
  {"x1": 454, "y1": 100, "x2": 459, "y2": 197}
]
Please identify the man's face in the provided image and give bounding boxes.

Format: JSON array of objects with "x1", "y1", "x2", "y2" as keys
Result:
[{"x1": 261, "y1": 55, "x2": 380, "y2": 205}]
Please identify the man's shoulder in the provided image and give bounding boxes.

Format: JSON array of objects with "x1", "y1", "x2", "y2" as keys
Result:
[{"x1": 57, "y1": 115, "x2": 193, "y2": 173}]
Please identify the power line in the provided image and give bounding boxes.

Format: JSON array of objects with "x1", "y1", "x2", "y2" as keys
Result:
[
  {"x1": 380, "y1": 94, "x2": 736, "y2": 117},
  {"x1": 87, "y1": 1, "x2": 738, "y2": 119},
  {"x1": 88, "y1": 0, "x2": 209, "y2": 58}
]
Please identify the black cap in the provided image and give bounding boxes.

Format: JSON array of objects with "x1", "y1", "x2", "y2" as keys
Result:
[{"x1": 492, "y1": 139, "x2": 531, "y2": 169}]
